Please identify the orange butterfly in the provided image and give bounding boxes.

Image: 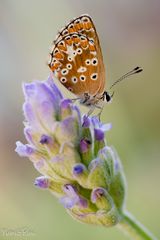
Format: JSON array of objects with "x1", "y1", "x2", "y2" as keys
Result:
[{"x1": 48, "y1": 14, "x2": 142, "y2": 116}]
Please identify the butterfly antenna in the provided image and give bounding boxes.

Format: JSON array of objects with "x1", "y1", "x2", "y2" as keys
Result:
[{"x1": 109, "y1": 66, "x2": 143, "y2": 90}]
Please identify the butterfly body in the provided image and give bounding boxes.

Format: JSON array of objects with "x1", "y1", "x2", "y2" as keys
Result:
[{"x1": 48, "y1": 14, "x2": 108, "y2": 109}]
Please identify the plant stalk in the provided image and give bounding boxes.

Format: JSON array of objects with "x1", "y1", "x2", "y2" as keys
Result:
[{"x1": 117, "y1": 210, "x2": 157, "y2": 240}]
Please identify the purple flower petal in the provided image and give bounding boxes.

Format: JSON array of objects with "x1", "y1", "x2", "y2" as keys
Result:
[
  {"x1": 80, "y1": 138, "x2": 91, "y2": 153},
  {"x1": 23, "y1": 82, "x2": 36, "y2": 99},
  {"x1": 61, "y1": 184, "x2": 88, "y2": 209},
  {"x1": 23, "y1": 102, "x2": 35, "y2": 124},
  {"x1": 73, "y1": 163, "x2": 86, "y2": 175},
  {"x1": 15, "y1": 141, "x2": 35, "y2": 157},
  {"x1": 101, "y1": 123, "x2": 112, "y2": 132},
  {"x1": 60, "y1": 196, "x2": 77, "y2": 209},
  {"x1": 23, "y1": 81, "x2": 55, "y2": 105},
  {"x1": 40, "y1": 134, "x2": 53, "y2": 145},
  {"x1": 91, "y1": 116, "x2": 111, "y2": 132},
  {"x1": 23, "y1": 81, "x2": 60, "y2": 131},
  {"x1": 94, "y1": 128, "x2": 104, "y2": 141},
  {"x1": 82, "y1": 115, "x2": 90, "y2": 128},
  {"x1": 56, "y1": 116, "x2": 78, "y2": 143},
  {"x1": 78, "y1": 197, "x2": 88, "y2": 208},
  {"x1": 72, "y1": 105, "x2": 81, "y2": 124},
  {"x1": 60, "y1": 99, "x2": 72, "y2": 109},
  {"x1": 34, "y1": 159, "x2": 45, "y2": 169},
  {"x1": 24, "y1": 127, "x2": 33, "y2": 144},
  {"x1": 47, "y1": 74, "x2": 63, "y2": 100},
  {"x1": 91, "y1": 116, "x2": 100, "y2": 128},
  {"x1": 60, "y1": 184, "x2": 79, "y2": 208},
  {"x1": 51, "y1": 155, "x2": 64, "y2": 163},
  {"x1": 63, "y1": 184, "x2": 77, "y2": 196},
  {"x1": 91, "y1": 187, "x2": 107, "y2": 203},
  {"x1": 34, "y1": 176, "x2": 50, "y2": 189}
]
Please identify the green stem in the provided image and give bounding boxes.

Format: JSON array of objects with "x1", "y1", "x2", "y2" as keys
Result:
[{"x1": 117, "y1": 210, "x2": 157, "y2": 240}]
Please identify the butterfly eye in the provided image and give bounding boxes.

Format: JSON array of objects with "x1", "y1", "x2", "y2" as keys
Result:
[
  {"x1": 91, "y1": 73, "x2": 98, "y2": 80},
  {"x1": 76, "y1": 48, "x2": 82, "y2": 55},
  {"x1": 91, "y1": 58, "x2": 98, "y2": 66},
  {"x1": 61, "y1": 68, "x2": 69, "y2": 76},
  {"x1": 80, "y1": 75, "x2": 86, "y2": 81},
  {"x1": 85, "y1": 59, "x2": 91, "y2": 65},
  {"x1": 60, "y1": 77, "x2": 67, "y2": 83},
  {"x1": 71, "y1": 76, "x2": 78, "y2": 83}
]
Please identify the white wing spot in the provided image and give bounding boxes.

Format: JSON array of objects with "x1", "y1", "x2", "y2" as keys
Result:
[
  {"x1": 91, "y1": 58, "x2": 98, "y2": 66},
  {"x1": 85, "y1": 59, "x2": 91, "y2": 65},
  {"x1": 68, "y1": 56, "x2": 73, "y2": 61},
  {"x1": 80, "y1": 75, "x2": 86, "y2": 81},
  {"x1": 68, "y1": 87, "x2": 73, "y2": 92},
  {"x1": 61, "y1": 68, "x2": 69, "y2": 75},
  {"x1": 66, "y1": 63, "x2": 72, "y2": 70},
  {"x1": 73, "y1": 51, "x2": 77, "y2": 56},
  {"x1": 71, "y1": 76, "x2": 78, "y2": 84},
  {"x1": 76, "y1": 48, "x2": 83, "y2": 55},
  {"x1": 67, "y1": 46, "x2": 76, "y2": 60},
  {"x1": 77, "y1": 66, "x2": 87, "y2": 73},
  {"x1": 60, "y1": 77, "x2": 67, "y2": 83},
  {"x1": 91, "y1": 73, "x2": 98, "y2": 80},
  {"x1": 91, "y1": 51, "x2": 97, "y2": 56}
]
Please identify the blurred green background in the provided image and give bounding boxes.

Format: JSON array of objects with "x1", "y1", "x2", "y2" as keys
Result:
[{"x1": 0, "y1": 0, "x2": 160, "y2": 239}]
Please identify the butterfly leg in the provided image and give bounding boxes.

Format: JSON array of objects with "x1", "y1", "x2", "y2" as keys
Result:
[
  {"x1": 86, "y1": 105, "x2": 96, "y2": 117},
  {"x1": 71, "y1": 97, "x2": 80, "y2": 103},
  {"x1": 95, "y1": 105, "x2": 104, "y2": 120},
  {"x1": 82, "y1": 106, "x2": 96, "y2": 127}
]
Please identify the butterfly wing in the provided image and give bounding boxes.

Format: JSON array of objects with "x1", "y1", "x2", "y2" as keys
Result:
[{"x1": 48, "y1": 15, "x2": 105, "y2": 97}]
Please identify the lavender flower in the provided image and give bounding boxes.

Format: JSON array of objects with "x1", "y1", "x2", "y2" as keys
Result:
[{"x1": 15, "y1": 75, "x2": 126, "y2": 227}]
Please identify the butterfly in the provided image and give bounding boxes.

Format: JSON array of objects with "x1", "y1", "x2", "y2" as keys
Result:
[{"x1": 48, "y1": 14, "x2": 143, "y2": 116}]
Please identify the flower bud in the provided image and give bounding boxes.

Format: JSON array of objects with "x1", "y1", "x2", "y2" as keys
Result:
[
  {"x1": 34, "y1": 176, "x2": 50, "y2": 189},
  {"x1": 16, "y1": 76, "x2": 126, "y2": 228}
]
